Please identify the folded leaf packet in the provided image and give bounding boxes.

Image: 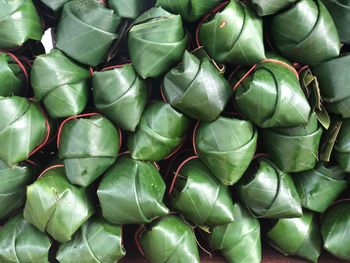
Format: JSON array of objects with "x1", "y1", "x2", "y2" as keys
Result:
[
  {"x1": 251, "y1": 0, "x2": 298, "y2": 16},
  {"x1": 109, "y1": 0, "x2": 151, "y2": 18},
  {"x1": 31, "y1": 49, "x2": 90, "y2": 119},
  {"x1": 40, "y1": 0, "x2": 70, "y2": 12},
  {"x1": 334, "y1": 119, "x2": 350, "y2": 172},
  {"x1": 24, "y1": 166, "x2": 94, "y2": 242}
]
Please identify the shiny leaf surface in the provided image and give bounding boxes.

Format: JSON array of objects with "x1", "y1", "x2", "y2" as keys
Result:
[
  {"x1": 251, "y1": 0, "x2": 298, "y2": 16},
  {"x1": 334, "y1": 119, "x2": 350, "y2": 172}
]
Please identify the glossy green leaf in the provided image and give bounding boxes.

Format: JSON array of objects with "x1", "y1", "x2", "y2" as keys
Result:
[
  {"x1": 23, "y1": 166, "x2": 94, "y2": 242},
  {"x1": 163, "y1": 51, "x2": 232, "y2": 121},
  {"x1": 128, "y1": 101, "x2": 190, "y2": 161},
  {"x1": 0, "y1": 213, "x2": 51, "y2": 263},
  {"x1": 250, "y1": 0, "x2": 298, "y2": 16},
  {"x1": 128, "y1": 7, "x2": 188, "y2": 79},
  {"x1": 209, "y1": 203, "x2": 261, "y2": 263},
  {"x1": 312, "y1": 53, "x2": 350, "y2": 118},
  {"x1": 56, "y1": 0, "x2": 121, "y2": 66},
  {"x1": 0, "y1": 0, "x2": 43, "y2": 49},
  {"x1": 195, "y1": 116, "x2": 257, "y2": 185},
  {"x1": 0, "y1": 96, "x2": 47, "y2": 166},
  {"x1": 261, "y1": 112, "x2": 323, "y2": 172},
  {"x1": 293, "y1": 163, "x2": 347, "y2": 213},
  {"x1": 320, "y1": 118, "x2": 342, "y2": 162},
  {"x1": 237, "y1": 158, "x2": 302, "y2": 218},
  {"x1": 156, "y1": 0, "x2": 223, "y2": 21},
  {"x1": 334, "y1": 119, "x2": 350, "y2": 172},
  {"x1": 270, "y1": 0, "x2": 340, "y2": 65},
  {"x1": 109, "y1": 0, "x2": 152, "y2": 18},
  {"x1": 31, "y1": 49, "x2": 90, "y2": 119},
  {"x1": 58, "y1": 115, "x2": 120, "y2": 187},
  {"x1": 267, "y1": 210, "x2": 322, "y2": 262},
  {"x1": 139, "y1": 215, "x2": 200, "y2": 263},
  {"x1": 57, "y1": 217, "x2": 126, "y2": 263},
  {"x1": 199, "y1": 0, "x2": 265, "y2": 65},
  {"x1": 92, "y1": 65, "x2": 148, "y2": 131},
  {"x1": 321, "y1": 200, "x2": 350, "y2": 261},
  {"x1": 0, "y1": 160, "x2": 36, "y2": 219},
  {"x1": 98, "y1": 155, "x2": 169, "y2": 224},
  {"x1": 170, "y1": 157, "x2": 235, "y2": 227},
  {"x1": 40, "y1": 0, "x2": 70, "y2": 12}
]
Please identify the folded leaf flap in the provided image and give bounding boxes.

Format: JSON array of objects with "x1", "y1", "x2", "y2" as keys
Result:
[{"x1": 251, "y1": 0, "x2": 298, "y2": 16}]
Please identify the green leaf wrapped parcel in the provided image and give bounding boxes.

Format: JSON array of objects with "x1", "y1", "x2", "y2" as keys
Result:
[
  {"x1": 58, "y1": 114, "x2": 120, "y2": 187},
  {"x1": 170, "y1": 157, "x2": 235, "y2": 227},
  {"x1": 162, "y1": 51, "x2": 232, "y2": 122},
  {"x1": 0, "y1": 213, "x2": 51, "y2": 263},
  {"x1": 24, "y1": 166, "x2": 94, "y2": 243},
  {"x1": 0, "y1": 0, "x2": 43, "y2": 49},
  {"x1": 232, "y1": 59, "x2": 310, "y2": 128},
  {"x1": 128, "y1": 101, "x2": 190, "y2": 161},
  {"x1": 156, "y1": 0, "x2": 222, "y2": 22},
  {"x1": 293, "y1": 163, "x2": 347, "y2": 213},
  {"x1": 92, "y1": 64, "x2": 148, "y2": 131},
  {"x1": 312, "y1": 53, "x2": 350, "y2": 118},
  {"x1": 209, "y1": 203, "x2": 262, "y2": 263},
  {"x1": 98, "y1": 155, "x2": 168, "y2": 224},
  {"x1": 139, "y1": 215, "x2": 200, "y2": 263},
  {"x1": 31, "y1": 49, "x2": 90, "y2": 119},
  {"x1": 198, "y1": 0, "x2": 265, "y2": 65},
  {"x1": 39, "y1": 0, "x2": 70, "y2": 12},
  {"x1": 0, "y1": 96, "x2": 47, "y2": 166},
  {"x1": 194, "y1": 116, "x2": 257, "y2": 185},
  {"x1": 237, "y1": 158, "x2": 302, "y2": 218},
  {"x1": 267, "y1": 210, "x2": 322, "y2": 262},
  {"x1": 57, "y1": 218, "x2": 126, "y2": 263},
  {"x1": 56, "y1": 0, "x2": 121, "y2": 66},
  {"x1": 269, "y1": 0, "x2": 340, "y2": 65},
  {"x1": 0, "y1": 160, "x2": 36, "y2": 219},
  {"x1": 128, "y1": 7, "x2": 188, "y2": 79},
  {"x1": 334, "y1": 119, "x2": 350, "y2": 172},
  {"x1": 321, "y1": 200, "x2": 350, "y2": 261},
  {"x1": 250, "y1": 0, "x2": 298, "y2": 16},
  {"x1": 109, "y1": 0, "x2": 151, "y2": 18},
  {"x1": 261, "y1": 112, "x2": 323, "y2": 172}
]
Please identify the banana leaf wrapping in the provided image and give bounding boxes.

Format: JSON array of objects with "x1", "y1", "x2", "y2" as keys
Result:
[
  {"x1": 321, "y1": 200, "x2": 350, "y2": 260},
  {"x1": 128, "y1": 101, "x2": 190, "y2": 161},
  {"x1": 232, "y1": 59, "x2": 311, "y2": 128},
  {"x1": 31, "y1": 49, "x2": 90, "y2": 119},
  {"x1": 194, "y1": 116, "x2": 257, "y2": 185},
  {"x1": 0, "y1": 53, "x2": 28, "y2": 97},
  {"x1": 58, "y1": 114, "x2": 120, "y2": 187},
  {"x1": 250, "y1": 0, "x2": 298, "y2": 16},
  {"x1": 267, "y1": 210, "x2": 322, "y2": 262},
  {"x1": 109, "y1": 0, "x2": 151, "y2": 18},
  {"x1": 170, "y1": 157, "x2": 235, "y2": 227},
  {"x1": 334, "y1": 119, "x2": 350, "y2": 172},
  {"x1": 237, "y1": 158, "x2": 302, "y2": 218},
  {"x1": 198, "y1": 0, "x2": 265, "y2": 65},
  {"x1": 312, "y1": 53, "x2": 350, "y2": 118},
  {"x1": 98, "y1": 155, "x2": 169, "y2": 224},
  {"x1": 293, "y1": 163, "x2": 348, "y2": 213},
  {"x1": 261, "y1": 112, "x2": 323, "y2": 172},
  {"x1": 270, "y1": 0, "x2": 340, "y2": 65},
  {"x1": 162, "y1": 51, "x2": 232, "y2": 121},
  {"x1": 40, "y1": 0, "x2": 70, "y2": 12},
  {"x1": 23, "y1": 166, "x2": 94, "y2": 242},
  {"x1": 139, "y1": 215, "x2": 200, "y2": 263},
  {"x1": 92, "y1": 64, "x2": 148, "y2": 131},
  {"x1": 208, "y1": 203, "x2": 262, "y2": 263},
  {"x1": 0, "y1": 160, "x2": 36, "y2": 219},
  {"x1": 0, "y1": 213, "x2": 51, "y2": 263},
  {"x1": 0, "y1": 96, "x2": 47, "y2": 166},
  {"x1": 0, "y1": 0, "x2": 43, "y2": 49},
  {"x1": 128, "y1": 7, "x2": 188, "y2": 79},
  {"x1": 56, "y1": 218, "x2": 126, "y2": 263},
  {"x1": 322, "y1": 0, "x2": 350, "y2": 44},
  {"x1": 156, "y1": 0, "x2": 223, "y2": 22},
  {"x1": 56, "y1": 0, "x2": 121, "y2": 66}
]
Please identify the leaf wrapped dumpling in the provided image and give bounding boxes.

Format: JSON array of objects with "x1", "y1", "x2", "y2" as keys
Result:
[
  {"x1": 56, "y1": 0, "x2": 121, "y2": 66},
  {"x1": 31, "y1": 49, "x2": 90, "y2": 119},
  {"x1": 58, "y1": 114, "x2": 120, "y2": 187},
  {"x1": 0, "y1": 213, "x2": 51, "y2": 263},
  {"x1": 39, "y1": 0, "x2": 70, "y2": 12},
  {"x1": 109, "y1": 0, "x2": 151, "y2": 18},
  {"x1": 334, "y1": 119, "x2": 350, "y2": 172},
  {"x1": 57, "y1": 218, "x2": 126, "y2": 263},
  {"x1": 250, "y1": 0, "x2": 298, "y2": 16},
  {"x1": 128, "y1": 7, "x2": 188, "y2": 79},
  {"x1": 139, "y1": 215, "x2": 200, "y2": 263},
  {"x1": 163, "y1": 51, "x2": 232, "y2": 121},
  {"x1": 92, "y1": 64, "x2": 148, "y2": 131},
  {"x1": 24, "y1": 165, "x2": 94, "y2": 242},
  {"x1": 98, "y1": 155, "x2": 169, "y2": 224}
]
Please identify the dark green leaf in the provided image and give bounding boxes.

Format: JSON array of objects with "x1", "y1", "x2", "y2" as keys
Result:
[
  {"x1": 109, "y1": 0, "x2": 152, "y2": 18},
  {"x1": 334, "y1": 119, "x2": 350, "y2": 172},
  {"x1": 250, "y1": 0, "x2": 298, "y2": 16}
]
